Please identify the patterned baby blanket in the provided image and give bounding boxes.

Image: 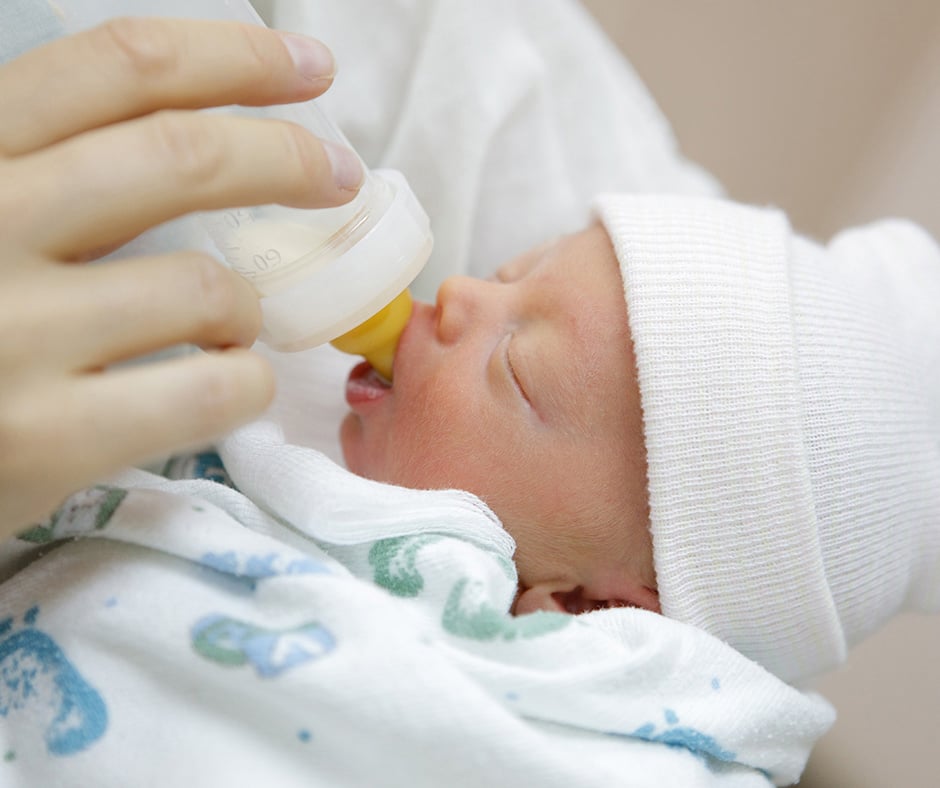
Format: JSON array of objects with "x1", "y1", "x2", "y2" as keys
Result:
[{"x1": 0, "y1": 420, "x2": 833, "y2": 787}]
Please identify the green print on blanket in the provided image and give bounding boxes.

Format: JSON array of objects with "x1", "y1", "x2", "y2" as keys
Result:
[
  {"x1": 369, "y1": 535, "x2": 443, "y2": 597},
  {"x1": 442, "y1": 578, "x2": 570, "y2": 640},
  {"x1": 370, "y1": 536, "x2": 569, "y2": 640},
  {"x1": 18, "y1": 486, "x2": 127, "y2": 544},
  {"x1": 370, "y1": 535, "x2": 515, "y2": 598}
]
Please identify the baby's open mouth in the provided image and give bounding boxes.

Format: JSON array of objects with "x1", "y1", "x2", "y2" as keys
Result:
[{"x1": 345, "y1": 361, "x2": 392, "y2": 406}]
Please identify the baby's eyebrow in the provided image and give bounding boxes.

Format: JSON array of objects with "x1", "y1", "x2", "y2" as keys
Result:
[
  {"x1": 493, "y1": 261, "x2": 525, "y2": 282},
  {"x1": 496, "y1": 248, "x2": 551, "y2": 282}
]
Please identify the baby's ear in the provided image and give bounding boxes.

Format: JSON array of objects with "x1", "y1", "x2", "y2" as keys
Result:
[
  {"x1": 513, "y1": 583, "x2": 660, "y2": 616},
  {"x1": 513, "y1": 584, "x2": 569, "y2": 615}
]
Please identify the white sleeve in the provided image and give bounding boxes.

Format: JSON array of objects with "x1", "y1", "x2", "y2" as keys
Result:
[
  {"x1": 270, "y1": 0, "x2": 721, "y2": 297},
  {"x1": 0, "y1": 0, "x2": 66, "y2": 64}
]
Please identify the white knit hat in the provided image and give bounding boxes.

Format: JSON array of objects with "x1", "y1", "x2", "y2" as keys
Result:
[{"x1": 594, "y1": 193, "x2": 940, "y2": 684}]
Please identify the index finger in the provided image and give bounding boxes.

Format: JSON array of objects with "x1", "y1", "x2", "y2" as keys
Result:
[{"x1": 0, "y1": 17, "x2": 335, "y2": 157}]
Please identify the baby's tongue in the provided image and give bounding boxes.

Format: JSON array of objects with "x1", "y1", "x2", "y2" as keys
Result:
[
  {"x1": 346, "y1": 361, "x2": 392, "y2": 402},
  {"x1": 366, "y1": 365, "x2": 392, "y2": 390}
]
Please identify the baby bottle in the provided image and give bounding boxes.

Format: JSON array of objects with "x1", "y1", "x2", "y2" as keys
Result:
[{"x1": 47, "y1": 0, "x2": 432, "y2": 380}]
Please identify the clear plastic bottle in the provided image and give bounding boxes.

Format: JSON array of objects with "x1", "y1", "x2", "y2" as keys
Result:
[{"x1": 47, "y1": 0, "x2": 432, "y2": 378}]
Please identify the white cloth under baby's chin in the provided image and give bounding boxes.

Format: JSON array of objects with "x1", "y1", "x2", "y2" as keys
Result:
[{"x1": 219, "y1": 418, "x2": 513, "y2": 555}]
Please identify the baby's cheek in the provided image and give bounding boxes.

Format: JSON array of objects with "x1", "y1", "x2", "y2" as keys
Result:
[
  {"x1": 382, "y1": 430, "x2": 465, "y2": 489},
  {"x1": 384, "y1": 419, "x2": 493, "y2": 494},
  {"x1": 384, "y1": 368, "x2": 505, "y2": 490}
]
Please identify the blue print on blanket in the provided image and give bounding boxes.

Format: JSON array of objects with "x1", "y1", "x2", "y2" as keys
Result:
[
  {"x1": 628, "y1": 708, "x2": 736, "y2": 764},
  {"x1": 162, "y1": 450, "x2": 235, "y2": 488},
  {"x1": 0, "y1": 608, "x2": 107, "y2": 756},
  {"x1": 191, "y1": 614, "x2": 336, "y2": 677},
  {"x1": 199, "y1": 551, "x2": 331, "y2": 586}
]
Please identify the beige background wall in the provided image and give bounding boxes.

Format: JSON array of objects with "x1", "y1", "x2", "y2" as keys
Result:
[
  {"x1": 581, "y1": 2, "x2": 939, "y2": 786},
  {"x1": 582, "y1": 0, "x2": 940, "y2": 242}
]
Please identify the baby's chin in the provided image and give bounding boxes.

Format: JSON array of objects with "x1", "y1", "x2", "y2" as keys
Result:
[
  {"x1": 339, "y1": 412, "x2": 369, "y2": 477},
  {"x1": 339, "y1": 412, "x2": 396, "y2": 484},
  {"x1": 339, "y1": 416, "x2": 463, "y2": 492}
]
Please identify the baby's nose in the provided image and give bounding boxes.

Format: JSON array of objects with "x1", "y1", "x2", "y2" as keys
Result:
[{"x1": 434, "y1": 276, "x2": 496, "y2": 344}]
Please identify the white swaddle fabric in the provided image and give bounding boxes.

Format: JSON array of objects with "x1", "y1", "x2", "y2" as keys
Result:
[
  {"x1": 273, "y1": 0, "x2": 721, "y2": 295},
  {"x1": 220, "y1": 420, "x2": 512, "y2": 554}
]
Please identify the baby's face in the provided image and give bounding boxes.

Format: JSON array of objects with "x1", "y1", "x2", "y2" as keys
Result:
[{"x1": 342, "y1": 225, "x2": 658, "y2": 614}]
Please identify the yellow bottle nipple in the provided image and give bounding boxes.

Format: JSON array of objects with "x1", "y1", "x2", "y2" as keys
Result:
[{"x1": 330, "y1": 289, "x2": 413, "y2": 381}]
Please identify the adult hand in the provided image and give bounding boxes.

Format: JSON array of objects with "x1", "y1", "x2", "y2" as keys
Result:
[{"x1": 0, "y1": 17, "x2": 364, "y2": 538}]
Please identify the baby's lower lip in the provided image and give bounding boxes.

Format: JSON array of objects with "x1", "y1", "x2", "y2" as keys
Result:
[{"x1": 345, "y1": 361, "x2": 392, "y2": 408}]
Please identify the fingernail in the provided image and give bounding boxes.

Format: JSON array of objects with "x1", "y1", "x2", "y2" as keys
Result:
[
  {"x1": 322, "y1": 140, "x2": 364, "y2": 192},
  {"x1": 278, "y1": 32, "x2": 335, "y2": 82}
]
